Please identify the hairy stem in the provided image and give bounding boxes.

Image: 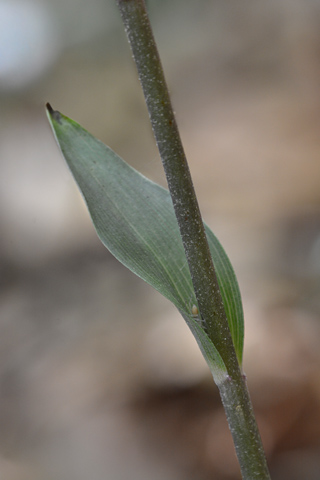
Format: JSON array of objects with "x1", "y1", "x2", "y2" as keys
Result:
[
  {"x1": 219, "y1": 375, "x2": 271, "y2": 479},
  {"x1": 115, "y1": 1, "x2": 271, "y2": 478},
  {"x1": 116, "y1": 0, "x2": 237, "y2": 376}
]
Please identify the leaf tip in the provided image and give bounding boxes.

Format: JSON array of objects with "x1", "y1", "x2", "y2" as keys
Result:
[{"x1": 46, "y1": 103, "x2": 62, "y2": 125}]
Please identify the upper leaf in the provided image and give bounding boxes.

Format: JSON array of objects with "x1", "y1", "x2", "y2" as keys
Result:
[{"x1": 47, "y1": 105, "x2": 244, "y2": 369}]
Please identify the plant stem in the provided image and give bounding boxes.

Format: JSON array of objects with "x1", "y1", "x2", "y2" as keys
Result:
[
  {"x1": 115, "y1": 1, "x2": 271, "y2": 478},
  {"x1": 116, "y1": 0, "x2": 236, "y2": 376},
  {"x1": 219, "y1": 375, "x2": 271, "y2": 479}
]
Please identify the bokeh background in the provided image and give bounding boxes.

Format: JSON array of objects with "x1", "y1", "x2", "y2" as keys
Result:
[{"x1": 1, "y1": 0, "x2": 320, "y2": 479}]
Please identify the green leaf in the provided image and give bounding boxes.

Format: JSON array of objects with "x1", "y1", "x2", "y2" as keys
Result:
[
  {"x1": 181, "y1": 312, "x2": 228, "y2": 384},
  {"x1": 205, "y1": 228, "x2": 244, "y2": 365},
  {"x1": 46, "y1": 104, "x2": 244, "y2": 371}
]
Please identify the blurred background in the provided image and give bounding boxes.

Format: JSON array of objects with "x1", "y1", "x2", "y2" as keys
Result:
[{"x1": 1, "y1": 0, "x2": 320, "y2": 478}]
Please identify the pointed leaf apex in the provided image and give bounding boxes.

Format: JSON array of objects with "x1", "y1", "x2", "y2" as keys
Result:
[{"x1": 46, "y1": 103, "x2": 62, "y2": 124}]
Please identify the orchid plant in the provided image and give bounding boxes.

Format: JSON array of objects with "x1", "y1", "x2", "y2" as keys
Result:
[{"x1": 46, "y1": 1, "x2": 271, "y2": 478}]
